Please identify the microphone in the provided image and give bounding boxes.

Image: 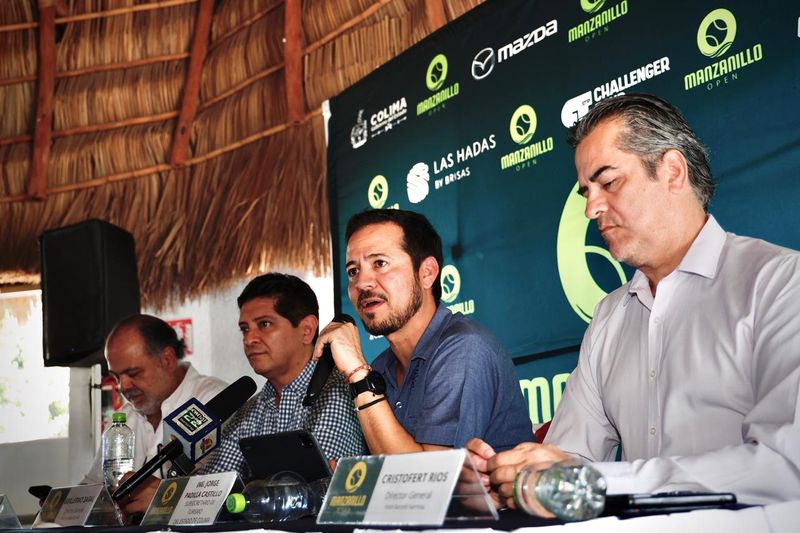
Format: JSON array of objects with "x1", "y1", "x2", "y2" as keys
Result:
[
  {"x1": 161, "y1": 375, "x2": 257, "y2": 462},
  {"x1": 112, "y1": 376, "x2": 257, "y2": 501},
  {"x1": 303, "y1": 314, "x2": 356, "y2": 406}
]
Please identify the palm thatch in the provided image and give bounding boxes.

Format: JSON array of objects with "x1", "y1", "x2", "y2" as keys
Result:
[{"x1": 0, "y1": 0, "x2": 483, "y2": 309}]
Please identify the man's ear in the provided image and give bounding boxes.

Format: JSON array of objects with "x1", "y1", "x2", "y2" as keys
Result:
[
  {"x1": 660, "y1": 149, "x2": 690, "y2": 194},
  {"x1": 419, "y1": 256, "x2": 440, "y2": 291},
  {"x1": 160, "y1": 346, "x2": 178, "y2": 371},
  {"x1": 299, "y1": 315, "x2": 319, "y2": 345}
]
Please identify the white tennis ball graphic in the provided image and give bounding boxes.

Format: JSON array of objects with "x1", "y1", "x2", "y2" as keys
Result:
[{"x1": 406, "y1": 162, "x2": 430, "y2": 204}]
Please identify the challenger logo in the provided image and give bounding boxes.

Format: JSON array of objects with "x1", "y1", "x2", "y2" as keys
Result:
[
  {"x1": 684, "y1": 8, "x2": 763, "y2": 91},
  {"x1": 440, "y1": 265, "x2": 461, "y2": 304},
  {"x1": 368, "y1": 175, "x2": 388, "y2": 208},
  {"x1": 697, "y1": 9, "x2": 736, "y2": 58},
  {"x1": 345, "y1": 461, "x2": 368, "y2": 493},
  {"x1": 556, "y1": 183, "x2": 627, "y2": 323}
]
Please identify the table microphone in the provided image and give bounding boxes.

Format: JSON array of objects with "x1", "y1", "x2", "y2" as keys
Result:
[
  {"x1": 112, "y1": 376, "x2": 257, "y2": 501},
  {"x1": 303, "y1": 314, "x2": 356, "y2": 406}
]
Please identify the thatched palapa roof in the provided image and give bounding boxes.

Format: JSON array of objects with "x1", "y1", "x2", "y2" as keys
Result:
[{"x1": 0, "y1": 0, "x2": 482, "y2": 308}]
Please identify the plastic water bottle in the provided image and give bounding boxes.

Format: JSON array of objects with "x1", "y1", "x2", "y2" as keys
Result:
[
  {"x1": 514, "y1": 460, "x2": 607, "y2": 521},
  {"x1": 226, "y1": 477, "x2": 329, "y2": 522},
  {"x1": 102, "y1": 412, "x2": 135, "y2": 489}
]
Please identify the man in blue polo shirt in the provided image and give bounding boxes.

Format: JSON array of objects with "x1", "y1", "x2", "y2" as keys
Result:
[{"x1": 315, "y1": 209, "x2": 532, "y2": 454}]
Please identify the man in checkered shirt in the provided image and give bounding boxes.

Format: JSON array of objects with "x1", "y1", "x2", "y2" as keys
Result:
[{"x1": 198, "y1": 273, "x2": 367, "y2": 479}]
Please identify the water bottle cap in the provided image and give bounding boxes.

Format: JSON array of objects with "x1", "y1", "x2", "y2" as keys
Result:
[
  {"x1": 112, "y1": 412, "x2": 126, "y2": 423},
  {"x1": 226, "y1": 493, "x2": 246, "y2": 513}
]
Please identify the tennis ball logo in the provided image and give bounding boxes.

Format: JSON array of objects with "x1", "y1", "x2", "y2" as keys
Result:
[
  {"x1": 509, "y1": 105, "x2": 537, "y2": 145},
  {"x1": 161, "y1": 481, "x2": 178, "y2": 504},
  {"x1": 556, "y1": 183, "x2": 627, "y2": 323},
  {"x1": 580, "y1": 0, "x2": 605, "y2": 14},
  {"x1": 440, "y1": 265, "x2": 461, "y2": 304},
  {"x1": 368, "y1": 175, "x2": 389, "y2": 208},
  {"x1": 345, "y1": 461, "x2": 368, "y2": 493},
  {"x1": 426, "y1": 54, "x2": 448, "y2": 91},
  {"x1": 697, "y1": 8, "x2": 737, "y2": 58},
  {"x1": 406, "y1": 162, "x2": 430, "y2": 204}
]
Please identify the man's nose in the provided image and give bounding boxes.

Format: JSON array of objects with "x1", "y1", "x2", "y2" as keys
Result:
[
  {"x1": 584, "y1": 189, "x2": 607, "y2": 220},
  {"x1": 118, "y1": 374, "x2": 133, "y2": 391},
  {"x1": 242, "y1": 329, "x2": 259, "y2": 345},
  {"x1": 351, "y1": 268, "x2": 376, "y2": 291}
]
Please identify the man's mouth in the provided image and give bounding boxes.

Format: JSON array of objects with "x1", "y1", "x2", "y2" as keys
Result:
[
  {"x1": 598, "y1": 223, "x2": 617, "y2": 237},
  {"x1": 123, "y1": 391, "x2": 143, "y2": 404},
  {"x1": 358, "y1": 295, "x2": 385, "y2": 313}
]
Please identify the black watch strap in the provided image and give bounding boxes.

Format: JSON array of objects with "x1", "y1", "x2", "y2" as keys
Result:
[{"x1": 349, "y1": 371, "x2": 386, "y2": 399}]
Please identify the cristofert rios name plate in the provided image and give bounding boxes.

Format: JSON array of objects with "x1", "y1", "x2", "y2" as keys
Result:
[{"x1": 318, "y1": 449, "x2": 464, "y2": 525}]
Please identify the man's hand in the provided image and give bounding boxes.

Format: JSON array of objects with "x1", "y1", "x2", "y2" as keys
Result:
[
  {"x1": 484, "y1": 441, "x2": 571, "y2": 516},
  {"x1": 115, "y1": 472, "x2": 160, "y2": 515},
  {"x1": 314, "y1": 320, "x2": 369, "y2": 381},
  {"x1": 466, "y1": 438, "x2": 500, "y2": 508}
]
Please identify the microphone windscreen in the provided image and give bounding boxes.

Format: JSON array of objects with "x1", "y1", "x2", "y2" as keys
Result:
[{"x1": 205, "y1": 376, "x2": 257, "y2": 421}]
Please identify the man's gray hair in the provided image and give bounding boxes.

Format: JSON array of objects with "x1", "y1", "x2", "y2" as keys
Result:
[{"x1": 567, "y1": 93, "x2": 715, "y2": 210}]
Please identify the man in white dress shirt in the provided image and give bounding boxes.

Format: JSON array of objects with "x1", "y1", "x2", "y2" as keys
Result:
[
  {"x1": 81, "y1": 314, "x2": 227, "y2": 485},
  {"x1": 469, "y1": 93, "x2": 800, "y2": 514}
]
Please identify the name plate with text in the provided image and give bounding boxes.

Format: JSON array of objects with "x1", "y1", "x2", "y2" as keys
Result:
[
  {"x1": 33, "y1": 485, "x2": 122, "y2": 528},
  {"x1": 141, "y1": 472, "x2": 237, "y2": 526},
  {"x1": 318, "y1": 449, "x2": 469, "y2": 526}
]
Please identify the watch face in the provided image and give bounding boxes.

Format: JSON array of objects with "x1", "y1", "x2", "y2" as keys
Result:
[
  {"x1": 367, "y1": 371, "x2": 386, "y2": 394},
  {"x1": 351, "y1": 371, "x2": 387, "y2": 399}
]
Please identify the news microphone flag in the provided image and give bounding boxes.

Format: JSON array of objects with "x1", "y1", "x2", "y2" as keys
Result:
[
  {"x1": 162, "y1": 375, "x2": 257, "y2": 463},
  {"x1": 162, "y1": 398, "x2": 220, "y2": 463}
]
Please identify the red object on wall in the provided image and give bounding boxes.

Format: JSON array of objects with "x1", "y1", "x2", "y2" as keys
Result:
[{"x1": 167, "y1": 318, "x2": 194, "y2": 356}]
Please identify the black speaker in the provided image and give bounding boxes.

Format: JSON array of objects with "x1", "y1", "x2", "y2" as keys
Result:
[{"x1": 39, "y1": 219, "x2": 140, "y2": 367}]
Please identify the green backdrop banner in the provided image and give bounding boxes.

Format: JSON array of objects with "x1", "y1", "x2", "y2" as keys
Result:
[{"x1": 326, "y1": 0, "x2": 800, "y2": 425}]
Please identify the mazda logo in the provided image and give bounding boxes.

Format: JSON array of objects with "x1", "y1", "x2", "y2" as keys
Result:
[{"x1": 471, "y1": 47, "x2": 495, "y2": 80}]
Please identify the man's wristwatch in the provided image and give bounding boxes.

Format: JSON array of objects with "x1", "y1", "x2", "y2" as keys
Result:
[{"x1": 349, "y1": 370, "x2": 386, "y2": 399}]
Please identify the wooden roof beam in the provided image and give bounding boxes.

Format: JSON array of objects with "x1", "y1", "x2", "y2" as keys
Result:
[
  {"x1": 424, "y1": 0, "x2": 447, "y2": 32},
  {"x1": 28, "y1": 1, "x2": 57, "y2": 199},
  {"x1": 169, "y1": 0, "x2": 214, "y2": 165},
  {"x1": 284, "y1": 0, "x2": 304, "y2": 125}
]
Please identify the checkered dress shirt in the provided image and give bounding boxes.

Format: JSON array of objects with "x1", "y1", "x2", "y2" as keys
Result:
[{"x1": 199, "y1": 359, "x2": 366, "y2": 480}]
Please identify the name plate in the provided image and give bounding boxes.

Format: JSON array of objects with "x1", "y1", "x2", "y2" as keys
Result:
[
  {"x1": 141, "y1": 472, "x2": 237, "y2": 526},
  {"x1": 318, "y1": 449, "x2": 465, "y2": 525},
  {"x1": 0, "y1": 494, "x2": 22, "y2": 529},
  {"x1": 33, "y1": 485, "x2": 122, "y2": 528}
]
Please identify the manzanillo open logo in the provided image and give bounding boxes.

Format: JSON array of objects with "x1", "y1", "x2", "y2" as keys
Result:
[
  {"x1": 417, "y1": 53, "x2": 459, "y2": 115},
  {"x1": 697, "y1": 8, "x2": 736, "y2": 58},
  {"x1": 581, "y1": 0, "x2": 606, "y2": 14},
  {"x1": 440, "y1": 265, "x2": 461, "y2": 304},
  {"x1": 684, "y1": 8, "x2": 763, "y2": 91},
  {"x1": 509, "y1": 105, "x2": 537, "y2": 145},
  {"x1": 368, "y1": 175, "x2": 388, "y2": 209},
  {"x1": 426, "y1": 54, "x2": 448, "y2": 91},
  {"x1": 556, "y1": 183, "x2": 627, "y2": 323}
]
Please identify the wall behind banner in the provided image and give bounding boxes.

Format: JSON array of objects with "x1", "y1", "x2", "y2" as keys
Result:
[{"x1": 326, "y1": 0, "x2": 800, "y2": 426}]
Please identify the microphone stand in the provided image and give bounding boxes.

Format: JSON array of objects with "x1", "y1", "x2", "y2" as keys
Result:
[
  {"x1": 166, "y1": 453, "x2": 195, "y2": 478},
  {"x1": 112, "y1": 440, "x2": 183, "y2": 501}
]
